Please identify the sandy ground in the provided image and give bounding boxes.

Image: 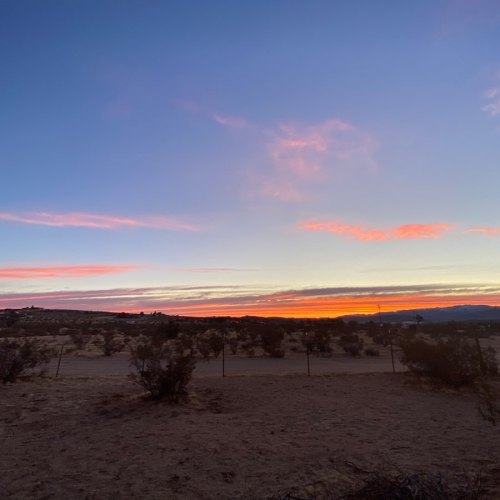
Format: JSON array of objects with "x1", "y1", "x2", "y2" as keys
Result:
[{"x1": 1, "y1": 373, "x2": 500, "y2": 499}]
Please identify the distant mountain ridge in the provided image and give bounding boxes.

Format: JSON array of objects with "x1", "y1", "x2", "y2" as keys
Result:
[{"x1": 342, "y1": 305, "x2": 500, "y2": 323}]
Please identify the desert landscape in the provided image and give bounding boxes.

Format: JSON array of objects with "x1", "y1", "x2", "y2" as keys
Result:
[
  {"x1": 2, "y1": 308, "x2": 500, "y2": 499},
  {"x1": 3, "y1": 2, "x2": 500, "y2": 498}
]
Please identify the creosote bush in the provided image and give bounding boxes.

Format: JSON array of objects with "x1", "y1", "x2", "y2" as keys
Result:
[
  {"x1": 338, "y1": 333, "x2": 364, "y2": 357},
  {"x1": 0, "y1": 338, "x2": 54, "y2": 383},
  {"x1": 399, "y1": 334, "x2": 498, "y2": 388},
  {"x1": 343, "y1": 470, "x2": 484, "y2": 500},
  {"x1": 364, "y1": 347, "x2": 380, "y2": 357},
  {"x1": 93, "y1": 331, "x2": 125, "y2": 357},
  {"x1": 260, "y1": 324, "x2": 285, "y2": 358},
  {"x1": 129, "y1": 337, "x2": 196, "y2": 401}
]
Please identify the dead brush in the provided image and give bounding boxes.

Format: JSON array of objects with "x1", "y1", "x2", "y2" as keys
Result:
[{"x1": 341, "y1": 470, "x2": 484, "y2": 500}]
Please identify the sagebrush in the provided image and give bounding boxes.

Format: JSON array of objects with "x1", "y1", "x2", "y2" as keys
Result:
[
  {"x1": 129, "y1": 337, "x2": 196, "y2": 401},
  {"x1": 399, "y1": 334, "x2": 498, "y2": 388},
  {"x1": 0, "y1": 338, "x2": 54, "y2": 383}
]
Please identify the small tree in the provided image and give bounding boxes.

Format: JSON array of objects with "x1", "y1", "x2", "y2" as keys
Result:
[
  {"x1": 0, "y1": 338, "x2": 54, "y2": 383},
  {"x1": 129, "y1": 338, "x2": 196, "y2": 401}
]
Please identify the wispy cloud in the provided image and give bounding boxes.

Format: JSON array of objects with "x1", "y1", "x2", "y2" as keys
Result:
[
  {"x1": 212, "y1": 113, "x2": 251, "y2": 129},
  {"x1": 465, "y1": 226, "x2": 500, "y2": 236},
  {"x1": 176, "y1": 100, "x2": 377, "y2": 203},
  {"x1": 172, "y1": 267, "x2": 258, "y2": 273},
  {"x1": 0, "y1": 211, "x2": 199, "y2": 231},
  {"x1": 481, "y1": 70, "x2": 500, "y2": 117},
  {"x1": 2, "y1": 283, "x2": 500, "y2": 317},
  {"x1": 298, "y1": 220, "x2": 453, "y2": 241},
  {"x1": 0, "y1": 265, "x2": 141, "y2": 280},
  {"x1": 258, "y1": 118, "x2": 377, "y2": 202}
]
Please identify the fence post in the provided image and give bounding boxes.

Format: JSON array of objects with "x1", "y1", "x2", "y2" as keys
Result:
[
  {"x1": 389, "y1": 330, "x2": 396, "y2": 374},
  {"x1": 222, "y1": 331, "x2": 225, "y2": 377},
  {"x1": 55, "y1": 343, "x2": 64, "y2": 377},
  {"x1": 475, "y1": 334, "x2": 486, "y2": 376},
  {"x1": 306, "y1": 333, "x2": 311, "y2": 376}
]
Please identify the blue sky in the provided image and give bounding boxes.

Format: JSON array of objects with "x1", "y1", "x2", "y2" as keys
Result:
[{"x1": 1, "y1": 0, "x2": 500, "y2": 316}]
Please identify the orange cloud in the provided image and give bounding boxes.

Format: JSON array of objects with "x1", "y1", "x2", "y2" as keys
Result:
[
  {"x1": 299, "y1": 220, "x2": 453, "y2": 241},
  {"x1": 0, "y1": 265, "x2": 141, "y2": 280},
  {"x1": 0, "y1": 211, "x2": 198, "y2": 231}
]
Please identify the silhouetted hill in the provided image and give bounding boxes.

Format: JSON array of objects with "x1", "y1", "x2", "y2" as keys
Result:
[{"x1": 342, "y1": 305, "x2": 500, "y2": 323}]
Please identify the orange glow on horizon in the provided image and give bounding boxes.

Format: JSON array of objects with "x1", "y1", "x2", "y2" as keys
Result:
[{"x1": 117, "y1": 293, "x2": 500, "y2": 318}]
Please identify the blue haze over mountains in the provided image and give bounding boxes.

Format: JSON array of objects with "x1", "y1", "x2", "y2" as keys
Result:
[{"x1": 343, "y1": 305, "x2": 500, "y2": 323}]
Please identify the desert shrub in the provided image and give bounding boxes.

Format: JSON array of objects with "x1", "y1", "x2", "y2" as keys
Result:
[
  {"x1": 94, "y1": 331, "x2": 125, "y2": 356},
  {"x1": 226, "y1": 331, "x2": 239, "y2": 355},
  {"x1": 338, "y1": 333, "x2": 364, "y2": 356},
  {"x1": 364, "y1": 347, "x2": 380, "y2": 356},
  {"x1": 245, "y1": 346, "x2": 256, "y2": 357},
  {"x1": 195, "y1": 330, "x2": 223, "y2": 360},
  {"x1": 373, "y1": 333, "x2": 390, "y2": 346},
  {"x1": 399, "y1": 335, "x2": 498, "y2": 388},
  {"x1": 477, "y1": 381, "x2": 500, "y2": 426},
  {"x1": 302, "y1": 330, "x2": 332, "y2": 354},
  {"x1": 343, "y1": 471, "x2": 483, "y2": 499},
  {"x1": 260, "y1": 325, "x2": 285, "y2": 357},
  {"x1": 69, "y1": 330, "x2": 91, "y2": 350},
  {"x1": 129, "y1": 338, "x2": 196, "y2": 401},
  {"x1": 207, "y1": 329, "x2": 224, "y2": 357},
  {"x1": 196, "y1": 332, "x2": 212, "y2": 361},
  {"x1": 0, "y1": 310, "x2": 20, "y2": 328},
  {"x1": 0, "y1": 338, "x2": 54, "y2": 383}
]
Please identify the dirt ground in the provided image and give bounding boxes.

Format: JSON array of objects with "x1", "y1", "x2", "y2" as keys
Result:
[{"x1": 1, "y1": 373, "x2": 500, "y2": 499}]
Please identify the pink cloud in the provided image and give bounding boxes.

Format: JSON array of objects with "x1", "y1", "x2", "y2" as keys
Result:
[
  {"x1": 0, "y1": 211, "x2": 199, "y2": 231},
  {"x1": 257, "y1": 118, "x2": 377, "y2": 202},
  {"x1": 466, "y1": 227, "x2": 500, "y2": 236},
  {"x1": 299, "y1": 220, "x2": 453, "y2": 241},
  {"x1": 259, "y1": 181, "x2": 306, "y2": 202},
  {"x1": 212, "y1": 113, "x2": 251, "y2": 129},
  {"x1": 0, "y1": 265, "x2": 141, "y2": 280}
]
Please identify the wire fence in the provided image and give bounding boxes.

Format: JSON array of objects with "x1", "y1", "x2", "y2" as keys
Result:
[{"x1": 46, "y1": 347, "x2": 405, "y2": 378}]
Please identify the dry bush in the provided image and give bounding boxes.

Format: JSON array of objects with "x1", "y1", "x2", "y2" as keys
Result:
[
  {"x1": 301, "y1": 330, "x2": 333, "y2": 355},
  {"x1": 260, "y1": 324, "x2": 285, "y2": 358},
  {"x1": 342, "y1": 471, "x2": 484, "y2": 500},
  {"x1": 477, "y1": 381, "x2": 500, "y2": 426},
  {"x1": 69, "y1": 330, "x2": 91, "y2": 350},
  {"x1": 0, "y1": 338, "x2": 54, "y2": 383},
  {"x1": 400, "y1": 335, "x2": 498, "y2": 388},
  {"x1": 129, "y1": 338, "x2": 196, "y2": 401},
  {"x1": 196, "y1": 330, "x2": 225, "y2": 360},
  {"x1": 226, "y1": 331, "x2": 239, "y2": 355},
  {"x1": 364, "y1": 347, "x2": 380, "y2": 356},
  {"x1": 93, "y1": 331, "x2": 125, "y2": 356},
  {"x1": 338, "y1": 333, "x2": 364, "y2": 356}
]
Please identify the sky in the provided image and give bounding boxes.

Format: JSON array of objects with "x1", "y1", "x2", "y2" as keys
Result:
[{"x1": 1, "y1": 0, "x2": 500, "y2": 317}]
